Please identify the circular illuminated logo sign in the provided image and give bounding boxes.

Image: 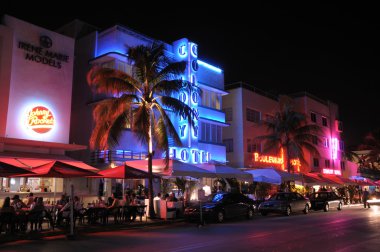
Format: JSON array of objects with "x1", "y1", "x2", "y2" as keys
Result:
[{"x1": 27, "y1": 106, "x2": 55, "y2": 134}]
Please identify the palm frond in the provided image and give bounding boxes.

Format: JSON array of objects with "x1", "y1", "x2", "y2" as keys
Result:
[
  {"x1": 151, "y1": 61, "x2": 187, "y2": 85},
  {"x1": 158, "y1": 96, "x2": 196, "y2": 129},
  {"x1": 87, "y1": 67, "x2": 141, "y2": 94}
]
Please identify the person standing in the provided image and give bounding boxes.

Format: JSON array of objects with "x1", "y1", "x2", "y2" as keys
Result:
[{"x1": 363, "y1": 188, "x2": 370, "y2": 208}]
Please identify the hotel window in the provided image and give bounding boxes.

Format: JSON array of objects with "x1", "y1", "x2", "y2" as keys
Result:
[
  {"x1": 199, "y1": 122, "x2": 222, "y2": 144},
  {"x1": 223, "y1": 139, "x2": 234, "y2": 152},
  {"x1": 341, "y1": 161, "x2": 346, "y2": 170},
  {"x1": 311, "y1": 112, "x2": 317, "y2": 123},
  {"x1": 313, "y1": 158, "x2": 319, "y2": 168},
  {"x1": 246, "y1": 108, "x2": 261, "y2": 123},
  {"x1": 200, "y1": 89, "x2": 221, "y2": 110},
  {"x1": 339, "y1": 141, "x2": 345, "y2": 151},
  {"x1": 325, "y1": 159, "x2": 330, "y2": 168},
  {"x1": 223, "y1": 107, "x2": 233, "y2": 121},
  {"x1": 312, "y1": 135, "x2": 318, "y2": 145},
  {"x1": 247, "y1": 139, "x2": 261, "y2": 153},
  {"x1": 322, "y1": 137, "x2": 329, "y2": 148},
  {"x1": 322, "y1": 116, "x2": 328, "y2": 127}
]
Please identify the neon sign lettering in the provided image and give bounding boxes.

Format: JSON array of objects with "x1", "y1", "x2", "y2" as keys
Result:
[
  {"x1": 253, "y1": 148, "x2": 301, "y2": 171},
  {"x1": 323, "y1": 169, "x2": 341, "y2": 175},
  {"x1": 26, "y1": 106, "x2": 55, "y2": 133}
]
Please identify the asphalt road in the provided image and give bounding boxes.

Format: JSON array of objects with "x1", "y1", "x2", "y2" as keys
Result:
[{"x1": 2, "y1": 204, "x2": 379, "y2": 252}]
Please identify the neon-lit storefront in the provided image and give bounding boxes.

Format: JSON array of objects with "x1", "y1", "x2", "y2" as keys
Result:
[{"x1": 0, "y1": 15, "x2": 96, "y2": 200}]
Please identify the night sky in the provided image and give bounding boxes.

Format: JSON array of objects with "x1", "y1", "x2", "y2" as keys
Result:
[{"x1": 2, "y1": 3, "x2": 379, "y2": 148}]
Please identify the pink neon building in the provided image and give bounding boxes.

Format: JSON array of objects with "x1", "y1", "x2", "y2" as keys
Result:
[{"x1": 223, "y1": 82, "x2": 347, "y2": 176}]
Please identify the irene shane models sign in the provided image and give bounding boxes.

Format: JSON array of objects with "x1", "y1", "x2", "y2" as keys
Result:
[{"x1": 18, "y1": 35, "x2": 69, "y2": 69}]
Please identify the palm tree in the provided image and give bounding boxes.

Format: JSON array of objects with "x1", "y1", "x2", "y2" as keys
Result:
[
  {"x1": 256, "y1": 99, "x2": 322, "y2": 174},
  {"x1": 360, "y1": 129, "x2": 380, "y2": 165},
  {"x1": 87, "y1": 43, "x2": 199, "y2": 218}
]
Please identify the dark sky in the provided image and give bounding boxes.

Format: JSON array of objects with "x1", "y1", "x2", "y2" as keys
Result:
[{"x1": 2, "y1": 3, "x2": 379, "y2": 147}]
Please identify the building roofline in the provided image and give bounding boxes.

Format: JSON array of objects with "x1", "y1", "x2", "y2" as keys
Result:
[{"x1": 225, "y1": 82, "x2": 278, "y2": 101}]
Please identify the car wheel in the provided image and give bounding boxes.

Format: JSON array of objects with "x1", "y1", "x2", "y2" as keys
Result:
[
  {"x1": 285, "y1": 206, "x2": 291, "y2": 216},
  {"x1": 338, "y1": 203, "x2": 342, "y2": 211},
  {"x1": 324, "y1": 203, "x2": 329, "y2": 212},
  {"x1": 303, "y1": 204, "x2": 309, "y2": 214},
  {"x1": 247, "y1": 208, "x2": 254, "y2": 219},
  {"x1": 216, "y1": 211, "x2": 224, "y2": 223},
  {"x1": 260, "y1": 211, "x2": 268, "y2": 216}
]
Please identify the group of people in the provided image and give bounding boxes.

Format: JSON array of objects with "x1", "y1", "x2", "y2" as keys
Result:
[{"x1": 0, "y1": 193, "x2": 54, "y2": 232}]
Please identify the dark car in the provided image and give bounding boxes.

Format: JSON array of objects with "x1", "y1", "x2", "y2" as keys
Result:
[
  {"x1": 309, "y1": 191, "x2": 343, "y2": 212},
  {"x1": 184, "y1": 192, "x2": 255, "y2": 223},
  {"x1": 258, "y1": 192, "x2": 311, "y2": 216}
]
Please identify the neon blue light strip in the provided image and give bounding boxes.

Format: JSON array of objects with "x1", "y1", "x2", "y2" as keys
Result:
[{"x1": 198, "y1": 60, "x2": 222, "y2": 73}]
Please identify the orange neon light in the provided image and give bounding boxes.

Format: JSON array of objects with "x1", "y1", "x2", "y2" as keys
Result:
[
  {"x1": 253, "y1": 148, "x2": 301, "y2": 171},
  {"x1": 27, "y1": 106, "x2": 55, "y2": 133}
]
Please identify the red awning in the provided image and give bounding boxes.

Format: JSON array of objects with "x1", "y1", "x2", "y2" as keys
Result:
[
  {"x1": 0, "y1": 159, "x2": 35, "y2": 177},
  {"x1": 17, "y1": 161, "x2": 99, "y2": 178},
  {"x1": 92, "y1": 164, "x2": 159, "y2": 179}
]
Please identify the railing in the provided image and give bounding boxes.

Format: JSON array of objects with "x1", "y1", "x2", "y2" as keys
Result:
[{"x1": 90, "y1": 150, "x2": 147, "y2": 164}]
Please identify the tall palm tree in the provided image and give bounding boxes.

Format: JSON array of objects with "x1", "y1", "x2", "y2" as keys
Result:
[
  {"x1": 256, "y1": 100, "x2": 322, "y2": 174},
  {"x1": 87, "y1": 43, "x2": 199, "y2": 218}
]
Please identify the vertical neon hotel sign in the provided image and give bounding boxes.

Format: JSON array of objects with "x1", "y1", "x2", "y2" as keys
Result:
[{"x1": 169, "y1": 41, "x2": 210, "y2": 164}]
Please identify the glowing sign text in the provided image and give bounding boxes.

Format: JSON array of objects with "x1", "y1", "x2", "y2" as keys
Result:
[{"x1": 27, "y1": 106, "x2": 55, "y2": 133}]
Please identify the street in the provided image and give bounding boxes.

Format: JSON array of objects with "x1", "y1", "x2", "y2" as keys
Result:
[{"x1": 2, "y1": 205, "x2": 380, "y2": 252}]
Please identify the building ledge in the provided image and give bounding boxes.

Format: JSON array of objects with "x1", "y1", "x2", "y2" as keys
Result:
[{"x1": 0, "y1": 137, "x2": 87, "y2": 151}]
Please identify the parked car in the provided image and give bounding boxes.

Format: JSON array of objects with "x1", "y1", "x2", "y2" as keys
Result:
[
  {"x1": 184, "y1": 192, "x2": 256, "y2": 223},
  {"x1": 258, "y1": 192, "x2": 311, "y2": 216},
  {"x1": 309, "y1": 191, "x2": 343, "y2": 212}
]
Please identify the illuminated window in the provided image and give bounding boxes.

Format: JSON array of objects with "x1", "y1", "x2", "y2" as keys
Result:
[
  {"x1": 322, "y1": 137, "x2": 329, "y2": 148},
  {"x1": 311, "y1": 112, "x2": 317, "y2": 123},
  {"x1": 223, "y1": 108, "x2": 233, "y2": 121},
  {"x1": 325, "y1": 159, "x2": 330, "y2": 168},
  {"x1": 313, "y1": 158, "x2": 319, "y2": 168},
  {"x1": 322, "y1": 116, "x2": 328, "y2": 127},
  {"x1": 201, "y1": 90, "x2": 221, "y2": 110},
  {"x1": 246, "y1": 108, "x2": 261, "y2": 123},
  {"x1": 199, "y1": 122, "x2": 222, "y2": 144},
  {"x1": 223, "y1": 139, "x2": 234, "y2": 152}
]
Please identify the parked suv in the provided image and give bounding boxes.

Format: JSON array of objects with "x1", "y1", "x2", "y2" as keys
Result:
[
  {"x1": 309, "y1": 191, "x2": 343, "y2": 212},
  {"x1": 184, "y1": 192, "x2": 255, "y2": 223},
  {"x1": 258, "y1": 192, "x2": 311, "y2": 216}
]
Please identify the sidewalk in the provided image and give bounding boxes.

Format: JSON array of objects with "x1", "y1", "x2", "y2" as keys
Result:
[{"x1": 0, "y1": 217, "x2": 185, "y2": 244}]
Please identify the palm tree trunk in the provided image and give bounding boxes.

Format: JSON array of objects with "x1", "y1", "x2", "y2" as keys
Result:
[{"x1": 148, "y1": 114, "x2": 156, "y2": 218}]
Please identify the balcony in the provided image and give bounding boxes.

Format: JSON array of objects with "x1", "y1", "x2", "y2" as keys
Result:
[{"x1": 90, "y1": 150, "x2": 147, "y2": 165}]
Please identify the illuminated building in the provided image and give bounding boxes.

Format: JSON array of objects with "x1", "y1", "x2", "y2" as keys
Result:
[
  {"x1": 223, "y1": 82, "x2": 346, "y2": 175},
  {"x1": 0, "y1": 15, "x2": 93, "y2": 197},
  {"x1": 57, "y1": 20, "x2": 228, "y2": 170}
]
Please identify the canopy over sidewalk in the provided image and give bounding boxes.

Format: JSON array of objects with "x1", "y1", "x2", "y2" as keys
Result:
[
  {"x1": 245, "y1": 168, "x2": 302, "y2": 185},
  {"x1": 92, "y1": 164, "x2": 159, "y2": 179},
  {"x1": 0, "y1": 158, "x2": 35, "y2": 177}
]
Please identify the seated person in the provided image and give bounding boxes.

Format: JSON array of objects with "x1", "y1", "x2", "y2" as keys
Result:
[{"x1": 25, "y1": 192, "x2": 35, "y2": 207}]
